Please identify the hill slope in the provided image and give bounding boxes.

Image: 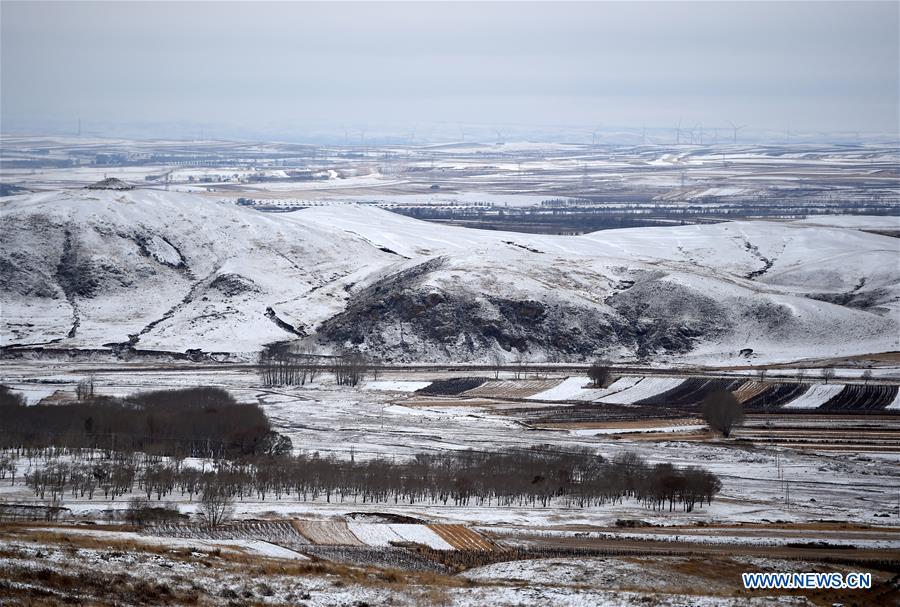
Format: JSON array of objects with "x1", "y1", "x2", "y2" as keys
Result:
[{"x1": 2, "y1": 189, "x2": 897, "y2": 363}]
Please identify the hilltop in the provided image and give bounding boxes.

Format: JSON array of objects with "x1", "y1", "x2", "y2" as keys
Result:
[{"x1": 1, "y1": 188, "x2": 897, "y2": 363}]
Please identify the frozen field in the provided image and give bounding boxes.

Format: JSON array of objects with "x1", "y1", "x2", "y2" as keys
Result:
[{"x1": 2, "y1": 362, "x2": 899, "y2": 530}]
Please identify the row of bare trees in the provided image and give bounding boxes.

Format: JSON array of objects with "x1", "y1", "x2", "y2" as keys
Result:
[
  {"x1": 8, "y1": 446, "x2": 720, "y2": 513},
  {"x1": 258, "y1": 345, "x2": 370, "y2": 387},
  {"x1": 258, "y1": 345, "x2": 323, "y2": 386}
]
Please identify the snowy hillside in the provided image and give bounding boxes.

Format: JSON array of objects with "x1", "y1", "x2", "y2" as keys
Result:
[
  {"x1": 0, "y1": 189, "x2": 399, "y2": 352},
  {"x1": 1, "y1": 188, "x2": 898, "y2": 363}
]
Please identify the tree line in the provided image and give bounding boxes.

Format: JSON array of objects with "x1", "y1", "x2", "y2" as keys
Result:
[
  {"x1": 0, "y1": 387, "x2": 288, "y2": 459},
  {"x1": 3, "y1": 445, "x2": 720, "y2": 514}
]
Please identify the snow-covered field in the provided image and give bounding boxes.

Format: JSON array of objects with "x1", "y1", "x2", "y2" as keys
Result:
[
  {"x1": 597, "y1": 377, "x2": 686, "y2": 404},
  {"x1": 526, "y1": 376, "x2": 642, "y2": 402},
  {"x1": 781, "y1": 384, "x2": 845, "y2": 409},
  {"x1": 2, "y1": 364, "x2": 899, "y2": 530}
]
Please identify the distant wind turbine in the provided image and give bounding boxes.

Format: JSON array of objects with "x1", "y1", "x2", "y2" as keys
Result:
[
  {"x1": 676, "y1": 118, "x2": 683, "y2": 145},
  {"x1": 495, "y1": 129, "x2": 505, "y2": 145},
  {"x1": 591, "y1": 125, "x2": 602, "y2": 146},
  {"x1": 727, "y1": 121, "x2": 746, "y2": 144}
]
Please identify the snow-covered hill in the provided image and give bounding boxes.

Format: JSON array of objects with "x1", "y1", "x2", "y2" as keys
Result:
[{"x1": 1, "y1": 188, "x2": 898, "y2": 363}]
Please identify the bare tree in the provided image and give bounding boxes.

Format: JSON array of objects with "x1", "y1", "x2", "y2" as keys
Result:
[
  {"x1": 199, "y1": 480, "x2": 234, "y2": 529},
  {"x1": 756, "y1": 368, "x2": 767, "y2": 382},
  {"x1": 861, "y1": 369, "x2": 873, "y2": 385},
  {"x1": 512, "y1": 353, "x2": 526, "y2": 380},
  {"x1": 587, "y1": 359, "x2": 611, "y2": 387},
  {"x1": 701, "y1": 390, "x2": 744, "y2": 438},
  {"x1": 821, "y1": 365, "x2": 836, "y2": 384},
  {"x1": 75, "y1": 376, "x2": 95, "y2": 401},
  {"x1": 489, "y1": 351, "x2": 504, "y2": 379}
]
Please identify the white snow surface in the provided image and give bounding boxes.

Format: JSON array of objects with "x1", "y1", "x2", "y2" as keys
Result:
[
  {"x1": 387, "y1": 524, "x2": 455, "y2": 549},
  {"x1": 781, "y1": 384, "x2": 845, "y2": 409},
  {"x1": 596, "y1": 377, "x2": 686, "y2": 404},
  {"x1": 527, "y1": 376, "x2": 642, "y2": 402},
  {"x1": 365, "y1": 380, "x2": 432, "y2": 392},
  {"x1": 3, "y1": 189, "x2": 899, "y2": 364},
  {"x1": 887, "y1": 390, "x2": 900, "y2": 410},
  {"x1": 346, "y1": 522, "x2": 404, "y2": 547}
]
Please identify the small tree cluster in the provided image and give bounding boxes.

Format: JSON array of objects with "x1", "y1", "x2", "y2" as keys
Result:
[
  {"x1": 587, "y1": 359, "x2": 612, "y2": 387},
  {"x1": 333, "y1": 351, "x2": 367, "y2": 386},
  {"x1": 75, "y1": 376, "x2": 95, "y2": 401},
  {"x1": 258, "y1": 345, "x2": 322, "y2": 386}
]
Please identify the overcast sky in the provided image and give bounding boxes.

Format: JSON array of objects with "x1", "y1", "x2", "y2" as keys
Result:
[{"x1": 2, "y1": 1, "x2": 898, "y2": 141}]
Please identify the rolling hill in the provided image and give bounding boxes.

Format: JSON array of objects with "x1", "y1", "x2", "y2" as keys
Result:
[{"x1": 1, "y1": 188, "x2": 897, "y2": 364}]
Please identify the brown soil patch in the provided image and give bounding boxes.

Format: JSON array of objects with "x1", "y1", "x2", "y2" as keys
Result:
[
  {"x1": 291, "y1": 520, "x2": 364, "y2": 546},
  {"x1": 428, "y1": 524, "x2": 494, "y2": 551}
]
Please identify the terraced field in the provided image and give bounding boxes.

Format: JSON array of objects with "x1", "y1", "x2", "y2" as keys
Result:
[
  {"x1": 522, "y1": 401, "x2": 685, "y2": 425},
  {"x1": 145, "y1": 521, "x2": 309, "y2": 544},
  {"x1": 145, "y1": 519, "x2": 495, "y2": 554},
  {"x1": 389, "y1": 524, "x2": 456, "y2": 549},
  {"x1": 782, "y1": 384, "x2": 846, "y2": 409},
  {"x1": 595, "y1": 377, "x2": 685, "y2": 405},
  {"x1": 417, "y1": 377, "x2": 487, "y2": 396},
  {"x1": 526, "y1": 376, "x2": 642, "y2": 402},
  {"x1": 731, "y1": 380, "x2": 771, "y2": 404},
  {"x1": 292, "y1": 520, "x2": 365, "y2": 546},
  {"x1": 463, "y1": 378, "x2": 563, "y2": 399},
  {"x1": 347, "y1": 522, "x2": 405, "y2": 547},
  {"x1": 733, "y1": 414, "x2": 900, "y2": 451},
  {"x1": 429, "y1": 524, "x2": 495, "y2": 550},
  {"x1": 636, "y1": 378, "x2": 745, "y2": 409},
  {"x1": 300, "y1": 545, "x2": 448, "y2": 572},
  {"x1": 740, "y1": 383, "x2": 809, "y2": 410},
  {"x1": 820, "y1": 384, "x2": 899, "y2": 411}
]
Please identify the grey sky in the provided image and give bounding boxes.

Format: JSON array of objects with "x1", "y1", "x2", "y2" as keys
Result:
[{"x1": 2, "y1": 1, "x2": 898, "y2": 141}]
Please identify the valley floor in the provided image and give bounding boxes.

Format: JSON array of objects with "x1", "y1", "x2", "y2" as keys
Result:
[{"x1": 1, "y1": 361, "x2": 899, "y2": 605}]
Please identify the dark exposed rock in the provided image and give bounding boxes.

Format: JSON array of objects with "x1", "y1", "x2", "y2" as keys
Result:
[
  {"x1": 807, "y1": 288, "x2": 893, "y2": 310},
  {"x1": 85, "y1": 177, "x2": 133, "y2": 190},
  {"x1": 56, "y1": 231, "x2": 98, "y2": 298},
  {"x1": 606, "y1": 279, "x2": 732, "y2": 357},
  {"x1": 210, "y1": 273, "x2": 259, "y2": 297}
]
